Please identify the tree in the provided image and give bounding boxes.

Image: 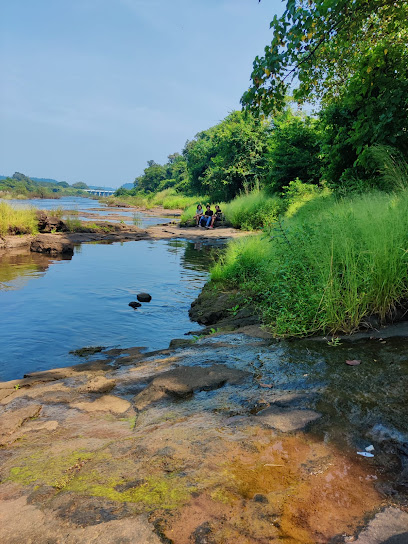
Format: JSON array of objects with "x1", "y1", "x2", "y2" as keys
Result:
[
  {"x1": 266, "y1": 110, "x2": 321, "y2": 191},
  {"x1": 72, "y1": 182, "x2": 88, "y2": 189},
  {"x1": 135, "y1": 161, "x2": 166, "y2": 193},
  {"x1": 242, "y1": 0, "x2": 408, "y2": 115},
  {"x1": 320, "y1": 43, "x2": 408, "y2": 186},
  {"x1": 183, "y1": 111, "x2": 271, "y2": 201}
]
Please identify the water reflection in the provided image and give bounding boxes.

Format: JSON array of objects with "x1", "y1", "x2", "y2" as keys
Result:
[{"x1": 0, "y1": 251, "x2": 71, "y2": 291}]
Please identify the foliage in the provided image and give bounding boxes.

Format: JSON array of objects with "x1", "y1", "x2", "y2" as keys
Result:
[
  {"x1": 183, "y1": 111, "x2": 271, "y2": 201},
  {"x1": 0, "y1": 202, "x2": 39, "y2": 235},
  {"x1": 320, "y1": 44, "x2": 408, "y2": 187},
  {"x1": 266, "y1": 110, "x2": 322, "y2": 191},
  {"x1": 242, "y1": 0, "x2": 408, "y2": 115},
  {"x1": 222, "y1": 189, "x2": 281, "y2": 230}
]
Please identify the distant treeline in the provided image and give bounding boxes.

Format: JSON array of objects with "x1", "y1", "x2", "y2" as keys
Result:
[
  {"x1": 0, "y1": 172, "x2": 89, "y2": 199},
  {"x1": 117, "y1": 98, "x2": 407, "y2": 204}
]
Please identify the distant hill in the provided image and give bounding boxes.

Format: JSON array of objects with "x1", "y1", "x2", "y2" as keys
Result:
[
  {"x1": 0, "y1": 174, "x2": 115, "y2": 191},
  {"x1": 120, "y1": 183, "x2": 134, "y2": 190}
]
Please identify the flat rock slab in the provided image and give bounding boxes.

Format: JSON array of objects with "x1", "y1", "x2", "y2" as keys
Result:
[
  {"x1": 71, "y1": 394, "x2": 131, "y2": 414},
  {"x1": 134, "y1": 364, "x2": 251, "y2": 410},
  {"x1": 0, "y1": 496, "x2": 161, "y2": 544},
  {"x1": 0, "y1": 404, "x2": 42, "y2": 444},
  {"x1": 354, "y1": 507, "x2": 408, "y2": 543},
  {"x1": 78, "y1": 376, "x2": 116, "y2": 394},
  {"x1": 255, "y1": 405, "x2": 322, "y2": 432}
]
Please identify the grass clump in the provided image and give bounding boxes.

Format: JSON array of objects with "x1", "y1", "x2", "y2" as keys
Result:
[
  {"x1": 0, "y1": 202, "x2": 39, "y2": 236},
  {"x1": 222, "y1": 189, "x2": 281, "y2": 230},
  {"x1": 211, "y1": 188, "x2": 408, "y2": 336}
]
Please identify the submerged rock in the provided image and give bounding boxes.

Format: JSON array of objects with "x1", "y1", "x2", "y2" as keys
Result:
[
  {"x1": 255, "y1": 405, "x2": 322, "y2": 432},
  {"x1": 133, "y1": 364, "x2": 251, "y2": 410},
  {"x1": 129, "y1": 301, "x2": 142, "y2": 308}
]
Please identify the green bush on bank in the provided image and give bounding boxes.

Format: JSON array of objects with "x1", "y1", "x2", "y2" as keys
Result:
[
  {"x1": 211, "y1": 189, "x2": 408, "y2": 336},
  {"x1": 0, "y1": 202, "x2": 39, "y2": 236}
]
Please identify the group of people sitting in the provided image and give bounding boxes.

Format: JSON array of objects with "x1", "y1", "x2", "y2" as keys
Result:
[{"x1": 194, "y1": 204, "x2": 223, "y2": 229}]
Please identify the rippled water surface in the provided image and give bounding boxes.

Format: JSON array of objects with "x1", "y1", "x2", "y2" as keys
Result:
[{"x1": 0, "y1": 239, "x2": 218, "y2": 381}]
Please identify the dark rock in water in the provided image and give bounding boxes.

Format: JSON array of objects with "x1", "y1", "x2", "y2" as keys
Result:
[
  {"x1": 133, "y1": 364, "x2": 251, "y2": 409},
  {"x1": 129, "y1": 301, "x2": 142, "y2": 308},
  {"x1": 137, "y1": 293, "x2": 152, "y2": 302},
  {"x1": 169, "y1": 338, "x2": 195, "y2": 348}
]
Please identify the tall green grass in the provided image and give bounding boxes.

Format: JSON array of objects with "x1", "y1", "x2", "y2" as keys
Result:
[
  {"x1": 0, "y1": 202, "x2": 39, "y2": 236},
  {"x1": 211, "y1": 189, "x2": 408, "y2": 336}
]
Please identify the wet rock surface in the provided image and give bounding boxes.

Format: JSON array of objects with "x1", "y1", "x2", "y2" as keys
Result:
[
  {"x1": 0, "y1": 332, "x2": 407, "y2": 543},
  {"x1": 133, "y1": 364, "x2": 251, "y2": 409}
]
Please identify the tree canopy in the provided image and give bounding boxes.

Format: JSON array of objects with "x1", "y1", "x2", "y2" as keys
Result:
[{"x1": 241, "y1": 0, "x2": 408, "y2": 115}]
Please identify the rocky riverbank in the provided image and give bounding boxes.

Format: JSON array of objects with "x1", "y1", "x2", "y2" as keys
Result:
[{"x1": 1, "y1": 325, "x2": 408, "y2": 543}]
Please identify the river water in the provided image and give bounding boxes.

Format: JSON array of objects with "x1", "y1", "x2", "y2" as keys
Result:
[
  {"x1": 2, "y1": 196, "x2": 174, "y2": 227},
  {"x1": 0, "y1": 197, "x2": 218, "y2": 381}
]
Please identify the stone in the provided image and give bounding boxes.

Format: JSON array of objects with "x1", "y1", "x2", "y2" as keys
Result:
[
  {"x1": 169, "y1": 338, "x2": 195, "y2": 348},
  {"x1": 353, "y1": 507, "x2": 408, "y2": 543},
  {"x1": 78, "y1": 377, "x2": 116, "y2": 395},
  {"x1": 71, "y1": 394, "x2": 131, "y2": 414},
  {"x1": 36, "y1": 211, "x2": 68, "y2": 233},
  {"x1": 129, "y1": 301, "x2": 142, "y2": 308},
  {"x1": 255, "y1": 406, "x2": 322, "y2": 432},
  {"x1": 133, "y1": 364, "x2": 251, "y2": 410},
  {"x1": 0, "y1": 404, "x2": 42, "y2": 444},
  {"x1": 31, "y1": 234, "x2": 74, "y2": 256},
  {"x1": 137, "y1": 292, "x2": 152, "y2": 302}
]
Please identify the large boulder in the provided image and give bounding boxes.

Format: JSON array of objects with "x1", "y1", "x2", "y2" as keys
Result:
[
  {"x1": 36, "y1": 211, "x2": 68, "y2": 233},
  {"x1": 31, "y1": 235, "x2": 74, "y2": 256}
]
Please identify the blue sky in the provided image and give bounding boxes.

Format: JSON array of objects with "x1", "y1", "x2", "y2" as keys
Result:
[{"x1": 0, "y1": 0, "x2": 284, "y2": 188}]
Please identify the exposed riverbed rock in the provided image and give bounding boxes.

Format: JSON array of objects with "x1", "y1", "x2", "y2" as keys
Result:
[
  {"x1": 0, "y1": 404, "x2": 42, "y2": 445},
  {"x1": 189, "y1": 284, "x2": 259, "y2": 330},
  {"x1": 78, "y1": 376, "x2": 116, "y2": 395},
  {"x1": 129, "y1": 301, "x2": 142, "y2": 308},
  {"x1": 133, "y1": 364, "x2": 251, "y2": 410},
  {"x1": 30, "y1": 234, "x2": 74, "y2": 256},
  {"x1": 36, "y1": 211, "x2": 68, "y2": 233}
]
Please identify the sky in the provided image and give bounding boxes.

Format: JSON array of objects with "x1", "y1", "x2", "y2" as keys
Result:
[{"x1": 0, "y1": 0, "x2": 284, "y2": 188}]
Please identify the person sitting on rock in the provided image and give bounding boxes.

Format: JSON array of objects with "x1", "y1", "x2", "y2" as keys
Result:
[
  {"x1": 209, "y1": 205, "x2": 222, "y2": 228},
  {"x1": 194, "y1": 204, "x2": 203, "y2": 226},
  {"x1": 199, "y1": 204, "x2": 214, "y2": 228}
]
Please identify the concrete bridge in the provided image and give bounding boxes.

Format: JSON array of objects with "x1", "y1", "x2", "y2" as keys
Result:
[{"x1": 84, "y1": 189, "x2": 116, "y2": 197}]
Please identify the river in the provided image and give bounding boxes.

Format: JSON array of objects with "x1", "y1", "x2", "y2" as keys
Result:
[{"x1": 0, "y1": 197, "x2": 219, "y2": 381}]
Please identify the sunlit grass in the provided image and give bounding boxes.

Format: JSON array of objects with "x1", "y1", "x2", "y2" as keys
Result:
[{"x1": 0, "y1": 202, "x2": 39, "y2": 236}]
